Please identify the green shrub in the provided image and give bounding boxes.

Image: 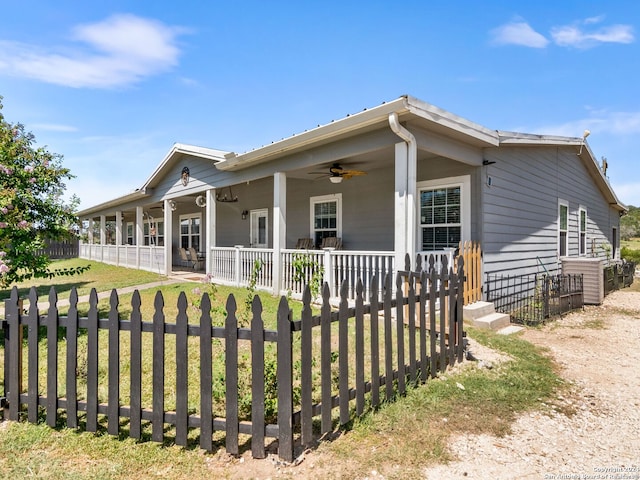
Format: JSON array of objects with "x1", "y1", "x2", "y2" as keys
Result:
[{"x1": 621, "y1": 246, "x2": 640, "y2": 263}]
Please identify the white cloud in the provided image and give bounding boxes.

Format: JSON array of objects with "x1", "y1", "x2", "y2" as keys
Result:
[
  {"x1": 490, "y1": 21, "x2": 549, "y2": 48},
  {"x1": 31, "y1": 123, "x2": 78, "y2": 132},
  {"x1": 551, "y1": 23, "x2": 634, "y2": 48},
  {"x1": 491, "y1": 16, "x2": 634, "y2": 50},
  {"x1": 0, "y1": 14, "x2": 187, "y2": 88},
  {"x1": 533, "y1": 110, "x2": 640, "y2": 137}
]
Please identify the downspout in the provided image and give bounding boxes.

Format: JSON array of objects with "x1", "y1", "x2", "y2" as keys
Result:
[{"x1": 389, "y1": 112, "x2": 417, "y2": 267}]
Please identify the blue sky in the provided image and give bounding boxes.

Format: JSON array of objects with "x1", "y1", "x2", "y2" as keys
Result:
[{"x1": 1, "y1": 1, "x2": 639, "y2": 209}]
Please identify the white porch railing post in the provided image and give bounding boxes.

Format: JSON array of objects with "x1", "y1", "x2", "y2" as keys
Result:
[
  {"x1": 323, "y1": 248, "x2": 335, "y2": 296},
  {"x1": 136, "y1": 206, "x2": 144, "y2": 269},
  {"x1": 234, "y1": 246, "x2": 242, "y2": 286}
]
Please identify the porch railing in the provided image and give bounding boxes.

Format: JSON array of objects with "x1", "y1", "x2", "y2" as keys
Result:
[
  {"x1": 79, "y1": 243, "x2": 165, "y2": 274},
  {"x1": 80, "y1": 242, "x2": 483, "y2": 305},
  {"x1": 212, "y1": 247, "x2": 396, "y2": 302}
]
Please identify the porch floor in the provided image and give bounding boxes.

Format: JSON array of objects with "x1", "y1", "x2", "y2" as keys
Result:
[{"x1": 169, "y1": 266, "x2": 208, "y2": 283}]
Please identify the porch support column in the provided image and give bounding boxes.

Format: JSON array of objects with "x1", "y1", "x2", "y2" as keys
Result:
[
  {"x1": 135, "y1": 206, "x2": 144, "y2": 269},
  {"x1": 205, "y1": 188, "x2": 216, "y2": 275},
  {"x1": 87, "y1": 218, "x2": 94, "y2": 255},
  {"x1": 115, "y1": 210, "x2": 122, "y2": 265},
  {"x1": 273, "y1": 172, "x2": 286, "y2": 295},
  {"x1": 394, "y1": 142, "x2": 409, "y2": 270},
  {"x1": 164, "y1": 199, "x2": 173, "y2": 276},
  {"x1": 99, "y1": 215, "x2": 106, "y2": 261},
  {"x1": 390, "y1": 113, "x2": 417, "y2": 271}
]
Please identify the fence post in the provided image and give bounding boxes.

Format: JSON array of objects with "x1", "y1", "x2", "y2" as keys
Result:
[
  {"x1": 225, "y1": 295, "x2": 239, "y2": 455},
  {"x1": 4, "y1": 287, "x2": 22, "y2": 421},
  {"x1": 277, "y1": 297, "x2": 294, "y2": 463},
  {"x1": 456, "y1": 256, "x2": 465, "y2": 363}
]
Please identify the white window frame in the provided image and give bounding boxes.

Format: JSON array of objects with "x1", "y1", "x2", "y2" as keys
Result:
[
  {"x1": 143, "y1": 219, "x2": 164, "y2": 246},
  {"x1": 558, "y1": 200, "x2": 569, "y2": 257},
  {"x1": 126, "y1": 222, "x2": 134, "y2": 245},
  {"x1": 417, "y1": 175, "x2": 470, "y2": 251},
  {"x1": 250, "y1": 208, "x2": 269, "y2": 248},
  {"x1": 310, "y1": 193, "x2": 342, "y2": 248},
  {"x1": 179, "y1": 213, "x2": 202, "y2": 251},
  {"x1": 579, "y1": 206, "x2": 587, "y2": 256}
]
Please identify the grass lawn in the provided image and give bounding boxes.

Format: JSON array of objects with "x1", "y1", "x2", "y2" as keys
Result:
[
  {"x1": 0, "y1": 259, "x2": 168, "y2": 305},
  {"x1": 0, "y1": 258, "x2": 573, "y2": 479},
  {"x1": 621, "y1": 237, "x2": 640, "y2": 250}
]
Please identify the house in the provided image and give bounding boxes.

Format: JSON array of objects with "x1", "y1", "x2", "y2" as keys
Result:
[{"x1": 77, "y1": 95, "x2": 626, "y2": 301}]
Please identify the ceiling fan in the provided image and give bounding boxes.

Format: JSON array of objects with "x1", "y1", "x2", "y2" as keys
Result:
[{"x1": 311, "y1": 163, "x2": 367, "y2": 183}]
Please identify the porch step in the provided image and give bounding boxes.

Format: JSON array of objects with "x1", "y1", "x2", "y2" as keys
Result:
[
  {"x1": 497, "y1": 325, "x2": 525, "y2": 335},
  {"x1": 472, "y1": 312, "x2": 511, "y2": 330},
  {"x1": 463, "y1": 301, "x2": 497, "y2": 321}
]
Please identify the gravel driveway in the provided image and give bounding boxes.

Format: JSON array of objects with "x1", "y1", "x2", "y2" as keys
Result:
[{"x1": 423, "y1": 289, "x2": 640, "y2": 479}]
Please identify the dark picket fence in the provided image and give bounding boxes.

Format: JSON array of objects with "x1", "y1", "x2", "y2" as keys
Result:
[
  {"x1": 35, "y1": 238, "x2": 79, "y2": 259},
  {"x1": 604, "y1": 261, "x2": 636, "y2": 295},
  {"x1": 0, "y1": 254, "x2": 465, "y2": 462}
]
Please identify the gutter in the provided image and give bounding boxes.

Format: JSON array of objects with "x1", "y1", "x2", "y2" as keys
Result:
[{"x1": 388, "y1": 112, "x2": 417, "y2": 263}]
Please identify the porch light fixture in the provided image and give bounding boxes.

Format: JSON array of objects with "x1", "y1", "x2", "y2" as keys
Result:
[
  {"x1": 241, "y1": 210, "x2": 248, "y2": 220},
  {"x1": 215, "y1": 186, "x2": 238, "y2": 203},
  {"x1": 329, "y1": 175, "x2": 343, "y2": 184}
]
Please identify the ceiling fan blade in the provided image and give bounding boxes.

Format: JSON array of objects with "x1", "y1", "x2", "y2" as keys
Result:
[{"x1": 342, "y1": 169, "x2": 367, "y2": 179}]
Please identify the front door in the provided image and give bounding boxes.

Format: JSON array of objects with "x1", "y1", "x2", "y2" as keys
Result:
[{"x1": 250, "y1": 209, "x2": 268, "y2": 248}]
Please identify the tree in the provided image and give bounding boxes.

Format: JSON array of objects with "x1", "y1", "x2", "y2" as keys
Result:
[
  {"x1": 621, "y1": 205, "x2": 640, "y2": 240},
  {"x1": 0, "y1": 97, "x2": 88, "y2": 286}
]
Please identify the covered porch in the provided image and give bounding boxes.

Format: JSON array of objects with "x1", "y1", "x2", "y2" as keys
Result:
[{"x1": 77, "y1": 97, "x2": 494, "y2": 302}]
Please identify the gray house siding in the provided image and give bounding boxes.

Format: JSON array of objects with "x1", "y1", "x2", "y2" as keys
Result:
[{"x1": 481, "y1": 145, "x2": 619, "y2": 278}]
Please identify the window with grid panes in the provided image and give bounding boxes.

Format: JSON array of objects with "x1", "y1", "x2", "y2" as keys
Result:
[
  {"x1": 420, "y1": 186, "x2": 461, "y2": 250},
  {"x1": 311, "y1": 194, "x2": 341, "y2": 248},
  {"x1": 180, "y1": 214, "x2": 201, "y2": 251},
  {"x1": 559, "y1": 202, "x2": 568, "y2": 256}
]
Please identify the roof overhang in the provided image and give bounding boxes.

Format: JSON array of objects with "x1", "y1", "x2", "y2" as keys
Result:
[
  {"x1": 77, "y1": 188, "x2": 150, "y2": 217},
  {"x1": 218, "y1": 95, "x2": 500, "y2": 172},
  {"x1": 498, "y1": 131, "x2": 626, "y2": 212}
]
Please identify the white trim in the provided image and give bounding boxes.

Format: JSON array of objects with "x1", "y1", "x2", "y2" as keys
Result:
[
  {"x1": 179, "y1": 212, "x2": 203, "y2": 250},
  {"x1": 250, "y1": 208, "x2": 269, "y2": 248},
  {"x1": 558, "y1": 199, "x2": 569, "y2": 258},
  {"x1": 578, "y1": 205, "x2": 587, "y2": 256},
  {"x1": 416, "y1": 175, "x2": 471, "y2": 249},
  {"x1": 310, "y1": 193, "x2": 343, "y2": 245}
]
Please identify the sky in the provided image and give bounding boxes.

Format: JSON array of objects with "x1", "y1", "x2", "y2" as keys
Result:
[{"x1": 1, "y1": 1, "x2": 639, "y2": 209}]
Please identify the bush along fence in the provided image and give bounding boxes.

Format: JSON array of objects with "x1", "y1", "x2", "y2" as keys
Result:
[
  {"x1": 485, "y1": 273, "x2": 584, "y2": 325},
  {"x1": 0, "y1": 254, "x2": 465, "y2": 462}
]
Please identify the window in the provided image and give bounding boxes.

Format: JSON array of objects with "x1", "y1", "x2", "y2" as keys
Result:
[
  {"x1": 180, "y1": 214, "x2": 201, "y2": 251},
  {"x1": 310, "y1": 194, "x2": 342, "y2": 248},
  {"x1": 418, "y1": 176, "x2": 470, "y2": 251},
  {"x1": 250, "y1": 209, "x2": 268, "y2": 248},
  {"x1": 143, "y1": 220, "x2": 164, "y2": 246},
  {"x1": 579, "y1": 207, "x2": 587, "y2": 256},
  {"x1": 126, "y1": 222, "x2": 134, "y2": 245},
  {"x1": 559, "y1": 201, "x2": 568, "y2": 257}
]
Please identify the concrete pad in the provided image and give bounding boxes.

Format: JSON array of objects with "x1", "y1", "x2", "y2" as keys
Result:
[{"x1": 497, "y1": 325, "x2": 525, "y2": 335}]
